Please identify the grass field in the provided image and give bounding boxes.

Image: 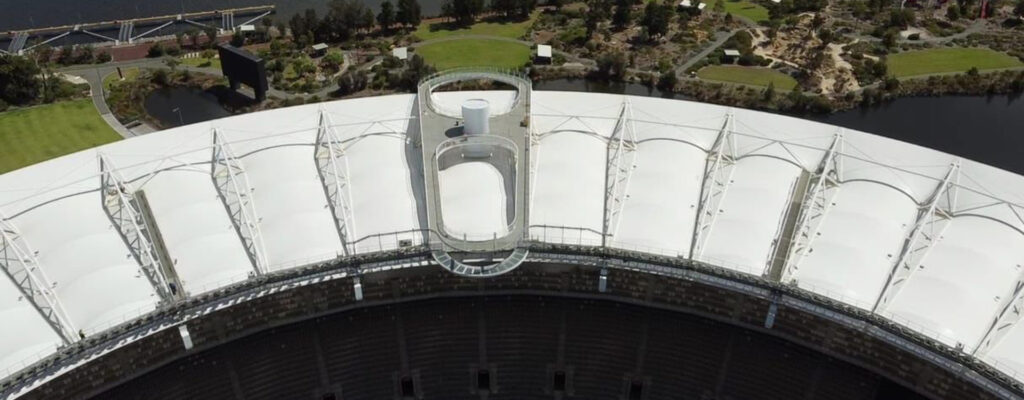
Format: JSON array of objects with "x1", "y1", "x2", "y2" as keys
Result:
[
  {"x1": 697, "y1": 65, "x2": 798, "y2": 89},
  {"x1": 414, "y1": 11, "x2": 539, "y2": 41},
  {"x1": 703, "y1": 0, "x2": 770, "y2": 22},
  {"x1": 103, "y1": 67, "x2": 141, "y2": 91},
  {"x1": 416, "y1": 39, "x2": 531, "y2": 70},
  {"x1": 0, "y1": 100, "x2": 121, "y2": 174},
  {"x1": 887, "y1": 47, "x2": 1024, "y2": 78},
  {"x1": 181, "y1": 55, "x2": 222, "y2": 70}
]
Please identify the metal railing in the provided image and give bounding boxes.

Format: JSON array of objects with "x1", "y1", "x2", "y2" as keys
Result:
[
  {"x1": 4, "y1": 226, "x2": 1024, "y2": 398},
  {"x1": 417, "y1": 67, "x2": 531, "y2": 118}
]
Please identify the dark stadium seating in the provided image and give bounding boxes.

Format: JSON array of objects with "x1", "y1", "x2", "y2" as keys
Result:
[{"x1": 10, "y1": 258, "x2": 1009, "y2": 400}]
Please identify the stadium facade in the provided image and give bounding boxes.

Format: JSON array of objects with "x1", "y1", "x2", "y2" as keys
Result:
[{"x1": 2, "y1": 72, "x2": 1024, "y2": 399}]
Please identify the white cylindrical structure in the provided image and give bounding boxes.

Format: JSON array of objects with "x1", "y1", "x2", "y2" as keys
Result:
[{"x1": 462, "y1": 99, "x2": 490, "y2": 135}]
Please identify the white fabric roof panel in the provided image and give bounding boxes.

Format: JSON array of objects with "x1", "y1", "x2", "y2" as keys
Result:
[
  {"x1": 884, "y1": 217, "x2": 1024, "y2": 350},
  {"x1": 611, "y1": 140, "x2": 704, "y2": 256},
  {"x1": 141, "y1": 169, "x2": 255, "y2": 294},
  {"x1": 12, "y1": 195, "x2": 159, "y2": 333},
  {"x1": 531, "y1": 92, "x2": 623, "y2": 139},
  {"x1": 839, "y1": 129, "x2": 956, "y2": 203},
  {"x1": 984, "y1": 319, "x2": 1024, "y2": 381},
  {"x1": 6, "y1": 91, "x2": 1024, "y2": 387},
  {"x1": 240, "y1": 144, "x2": 343, "y2": 270},
  {"x1": 529, "y1": 132, "x2": 606, "y2": 245},
  {"x1": 698, "y1": 157, "x2": 802, "y2": 275},
  {"x1": 439, "y1": 161, "x2": 509, "y2": 240},
  {"x1": 793, "y1": 181, "x2": 919, "y2": 310},
  {"x1": 346, "y1": 135, "x2": 423, "y2": 253},
  {"x1": 0, "y1": 275, "x2": 64, "y2": 377}
]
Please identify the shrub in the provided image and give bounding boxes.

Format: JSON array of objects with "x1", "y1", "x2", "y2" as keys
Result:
[
  {"x1": 148, "y1": 44, "x2": 166, "y2": 58},
  {"x1": 337, "y1": 69, "x2": 369, "y2": 95},
  {"x1": 656, "y1": 71, "x2": 677, "y2": 90}
]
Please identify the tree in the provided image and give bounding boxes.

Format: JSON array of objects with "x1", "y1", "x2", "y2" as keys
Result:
[
  {"x1": 33, "y1": 45, "x2": 54, "y2": 65},
  {"x1": 762, "y1": 81, "x2": 776, "y2": 101},
  {"x1": 379, "y1": 0, "x2": 396, "y2": 31},
  {"x1": 361, "y1": 8, "x2": 376, "y2": 31},
  {"x1": 445, "y1": 0, "x2": 485, "y2": 25},
  {"x1": 641, "y1": 1, "x2": 670, "y2": 39},
  {"x1": 888, "y1": 8, "x2": 915, "y2": 28},
  {"x1": 596, "y1": 51, "x2": 628, "y2": 79},
  {"x1": 0, "y1": 55, "x2": 42, "y2": 106},
  {"x1": 612, "y1": 0, "x2": 632, "y2": 29},
  {"x1": 147, "y1": 43, "x2": 166, "y2": 58},
  {"x1": 204, "y1": 27, "x2": 220, "y2": 48},
  {"x1": 337, "y1": 69, "x2": 369, "y2": 94},
  {"x1": 656, "y1": 71, "x2": 677, "y2": 90},
  {"x1": 165, "y1": 58, "x2": 181, "y2": 73},
  {"x1": 882, "y1": 29, "x2": 898, "y2": 48},
  {"x1": 231, "y1": 32, "x2": 245, "y2": 47},
  {"x1": 400, "y1": 54, "x2": 436, "y2": 90},
  {"x1": 56, "y1": 45, "x2": 75, "y2": 65},
  {"x1": 397, "y1": 0, "x2": 423, "y2": 28},
  {"x1": 493, "y1": 0, "x2": 518, "y2": 17},
  {"x1": 1015, "y1": 0, "x2": 1024, "y2": 16},
  {"x1": 323, "y1": 50, "x2": 346, "y2": 71},
  {"x1": 946, "y1": 3, "x2": 961, "y2": 21},
  {"x1": 713, "y1": 0, "x2": 725, "y2": 13},
  {"x1": 76, "y1": 44, "x2": 95, "y2": 64}
]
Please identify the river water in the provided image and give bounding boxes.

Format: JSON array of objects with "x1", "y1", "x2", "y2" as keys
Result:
[
  {"x1": 536, "y1": 79, "x2": 1024, "y2": 175},
  {"x1": 142, "y1": 78, "x2": 1024, "y2": 174},
  {"x1": 0, "y1": 0, "x2": 443, "y2": 32}
]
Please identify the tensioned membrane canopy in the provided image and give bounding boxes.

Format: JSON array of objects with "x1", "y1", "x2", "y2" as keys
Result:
[{"x1": 2, "y1": 91, "x2": 1024, "y2": 389}]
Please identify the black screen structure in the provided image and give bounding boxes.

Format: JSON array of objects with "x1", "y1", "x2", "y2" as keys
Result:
[{"x1": 217, "y1": 44, "x2": 268, "y2": 101}]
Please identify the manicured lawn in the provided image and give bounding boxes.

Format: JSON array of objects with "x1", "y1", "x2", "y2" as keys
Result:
[
  {"x1": 414, "y1": 11, "x2": 539, "y2": 40},
  {"x1": 180, "y1": 55, "x2": 222, "y2": 70},
  {"x1": 703, "y1": 0, "x2": 770, "y2": 23},
  {"x1": 0, "y1": 100, "x2": 121, "y2": 174},
  {"x1": 697, "y1": 65, "x2": 798, "y2": 89},
  {"x1": 887, "y1": 47, "x2": 1024, "y2": 78},
  {"x1": 103, "y1": 67, "x2": 140, "y2": 91},
  {"x1": 416, "y1": 39, "x2": 531, "y2": 70}
]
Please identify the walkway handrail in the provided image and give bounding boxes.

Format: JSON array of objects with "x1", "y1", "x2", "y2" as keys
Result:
[{"x1": 417, "y1": 68, "x2": 532, "y2": 118}]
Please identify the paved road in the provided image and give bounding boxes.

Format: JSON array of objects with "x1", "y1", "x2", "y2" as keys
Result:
[
  {"x1": 61, "y1": 59, "x2": 167, "y2": 138},
  {"x1": 675, "y1": 29, "x2": 742, "y2": 76}
]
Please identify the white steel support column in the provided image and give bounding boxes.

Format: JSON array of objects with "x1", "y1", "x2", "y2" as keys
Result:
[
  {"x1": 314, "y1": 110, "x2": 356, "y2": 255},
  {"x1": 689, "y1": 111, "x2": 736, "y2": 260},
  {"x1": 873, "y1": 161, "x2": 960, "y2": 312},
  {"x1": 780, "y1": 133, "x2": 843, "y2": 283},
  {"x1": 211, "y1": 130, "x2": 268, "y2": 275},
  {"x1": 0, "y1": 214, "x2": 77, "y2": 344},
  {"x1": 99, "y1": 155, "x2": 173, "y2": 302},
  {"x1": 975, "y1": 274, "x2": 1024, "y2": 356},
  {"x1": 602, "y1": 99, "x2": 638, "y2": 246}
]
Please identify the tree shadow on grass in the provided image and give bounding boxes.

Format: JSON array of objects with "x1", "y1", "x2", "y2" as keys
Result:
[{"x1": 425, "y1": 15, "x2": 531, "y2": 33}]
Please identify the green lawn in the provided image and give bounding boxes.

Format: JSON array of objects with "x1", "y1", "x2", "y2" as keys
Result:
[
  {"x1": 416, "y1": 39, "x2": 531, "y2": 70},
  {"x1": 704, "y1": 0, "x2": 770, "y2": 22},
  {"x1": 697, "y1": 65, "x2": 798, "y2": 89},
  {"x1": 181, "y1": 55, "x2": 222, "y2": 70},
  {"x1": 414, "y1": 11, "x2": 539, "y2": 41},
  {"x1": 887, "y1": 47, "x2": 1024, "y2": 78},
  {"x1": 103, "y1": 67, "x2": 140, "y2": 91},
  {"x1": 0, "y1": 100, "x2": 121, "y2": 174}
]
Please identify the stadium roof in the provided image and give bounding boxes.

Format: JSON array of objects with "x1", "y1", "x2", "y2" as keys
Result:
[{"x1": 2, "y1": 91, "x2": 1024, "y2": 388}]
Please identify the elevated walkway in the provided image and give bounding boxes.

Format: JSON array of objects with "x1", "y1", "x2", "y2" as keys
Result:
[{"x1": 417, "y1": 69, "x2": 532, "y2": 277}]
